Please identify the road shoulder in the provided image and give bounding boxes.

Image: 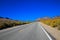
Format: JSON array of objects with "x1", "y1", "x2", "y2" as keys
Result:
[{"x1": 40, "y1": 22, "x2": 60, "y2": 40}]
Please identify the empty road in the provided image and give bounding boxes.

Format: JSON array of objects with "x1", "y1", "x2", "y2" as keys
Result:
[{"x1": 0, "y1": 22, "x2": 52, "y2": 40}]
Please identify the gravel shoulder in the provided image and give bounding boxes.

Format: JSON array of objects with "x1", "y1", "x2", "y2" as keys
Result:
[{"x1": 40, "y1": 22, "x2": 60, "y2": 40}]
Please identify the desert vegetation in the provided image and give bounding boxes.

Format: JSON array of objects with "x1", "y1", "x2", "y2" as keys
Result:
[
  {"x1": 37, "y1": 16, "x2": 60, "y2": 30},
  {"x1": 0, "y1": 17, "x2": 30, "y2": 30}
]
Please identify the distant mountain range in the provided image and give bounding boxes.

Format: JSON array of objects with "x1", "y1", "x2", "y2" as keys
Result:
[{"x1": 0, "y1": 16, "x2": 60, "y2": 30}]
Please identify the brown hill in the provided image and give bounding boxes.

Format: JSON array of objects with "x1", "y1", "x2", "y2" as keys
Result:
[
  {"x1": 37, "y1": 16, "x2": 60, "y2": 30},
  {"x1": 0, "y1": 17, "x2": 28, "y2": 30}
]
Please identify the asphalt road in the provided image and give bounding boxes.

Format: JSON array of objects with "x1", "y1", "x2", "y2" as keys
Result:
[{"x1": 0, "y1": 22, "x2": 52, "y2": 40}]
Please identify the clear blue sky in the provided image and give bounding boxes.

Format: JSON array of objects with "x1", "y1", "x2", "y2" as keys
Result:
[{"x1": 0, "y1": 0, "x2": 60, "y2": 21}]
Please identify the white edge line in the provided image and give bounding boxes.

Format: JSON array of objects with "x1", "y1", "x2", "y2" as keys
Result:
[{"x1": 38, "y1": 23, "x2": 52, "y2": 40}]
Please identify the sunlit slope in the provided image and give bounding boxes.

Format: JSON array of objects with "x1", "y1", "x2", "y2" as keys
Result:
[{"x1": 37, "y1": 16, "x2": 60, "y2": 30}]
